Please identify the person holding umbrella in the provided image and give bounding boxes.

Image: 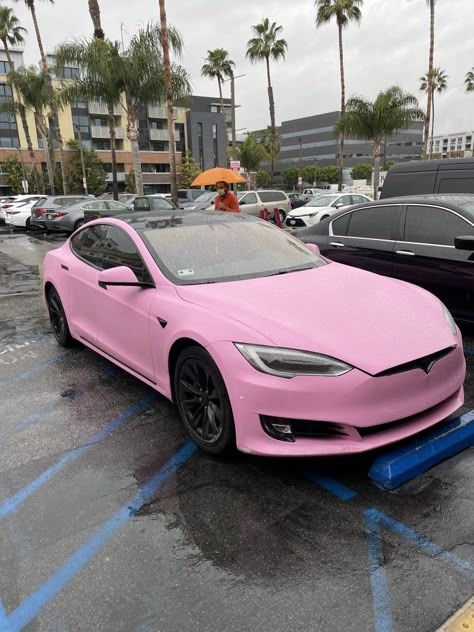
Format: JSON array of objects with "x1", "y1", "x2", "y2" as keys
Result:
[{"x1": 214, "y1": 180, "x2": 240, "y2": 213}]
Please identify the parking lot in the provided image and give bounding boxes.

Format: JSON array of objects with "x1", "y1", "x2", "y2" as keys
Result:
[{"x1": 0, "y1": 228, "x2": 473, "y2": 632}]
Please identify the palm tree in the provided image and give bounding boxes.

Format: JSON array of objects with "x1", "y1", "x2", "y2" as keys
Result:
[
  {"x1": 88, "y1": 0, "x2": 104, "y2": 39},
  {"x1": 418, "y1": 0, "x2": 436, "y2": 160},
  {"x1": 246, "y1": 18, "x2": 287, "y2": 184},
  {"x1": 420, "y1": 67, "x2": 447, "y2": 158},
  {"x1": 315, "y1": 0, "x2": 363, "y2": 191},
  {"x1": 201, "y1": 49, "x2": 235, "y2": 148},
  {"x1": 159, "y1": 0, "x2": 177, "y2": 204},
  {"x1": 0, "y1": 6, "x2": 41, "y2": 190},
  {"x1": 465, "y1": 68, "x2": 474, "y2": 92},
  {"x1": 14, "y1": 0, "x2": 67, "y2": 192},
  {"x1": 3, "y1": 66, "x2": 56, "y2": 192},
  {"x1": 337, "y1": 86, "x2": 424, "y2": 198}
]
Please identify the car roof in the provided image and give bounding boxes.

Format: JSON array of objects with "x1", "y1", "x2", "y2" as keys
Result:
[
  {"x1": 388, "y1": 158, "x2": 474, "y2": 173},
  {"x1": 347, "y1": 193, "x2": 474, "y2": 208}
]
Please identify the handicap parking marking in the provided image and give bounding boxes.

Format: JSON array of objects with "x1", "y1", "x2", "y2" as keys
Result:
[
  {"x1": 0, "y1": 352, "x2": 74, "y2": 390},
  {"x1": 0, "y1": 392, "x2": 159, "y2": 519},
  {"x1": 305, "y1": 470, "x2": 359, "y2": 500},
  {"x1": 0, "y1": 441, "x2": 198, "y2": 632}
]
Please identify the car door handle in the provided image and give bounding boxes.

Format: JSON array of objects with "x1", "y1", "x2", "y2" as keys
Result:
[
  {"x1": 329, "y1": 242, "x2": 345, "y2": 248},
  {"x1": 395, "y1": 250, "x2": 416, "y2": 256}
]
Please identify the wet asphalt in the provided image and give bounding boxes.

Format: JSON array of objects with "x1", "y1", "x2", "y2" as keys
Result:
[{"x1": 0, "y1": 227, "x2": 473, "y2": 632}]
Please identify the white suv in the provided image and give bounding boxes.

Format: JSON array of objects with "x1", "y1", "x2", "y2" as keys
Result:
[{"x1": 237, "y1": 190, "x2": 292, "y2": 222}]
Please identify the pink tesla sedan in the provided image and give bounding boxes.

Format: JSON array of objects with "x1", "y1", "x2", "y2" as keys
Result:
[{"x1": 43, "y1": 211, "x2": 465, "y2": 456}]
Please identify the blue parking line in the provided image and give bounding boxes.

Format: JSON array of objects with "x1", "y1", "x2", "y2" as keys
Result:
[
  {"x1": 0, "y1": 393, "x2": 158, "y2": 520},
  {"x1": 0, "y1": 353, "x2": 72, "y2": 390},
  {"x1": 1, "y1": 440, "x2": 198, "y2": 632},
  {"x1": 464, "y1": 347, "x2": 474, "y2": 356},
  {"x1": 365, "y1": 513, "x2": 393, "y2": 632},
  {"x1": 305, "y1": 471, "x2": 358, "y2": 500},
  {"x1": 0, "y1": 600, "x2": 7, "y2": 628}
]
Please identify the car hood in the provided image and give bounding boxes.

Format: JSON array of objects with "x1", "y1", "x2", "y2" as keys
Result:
[
  {"x1": 176, "y1": 263, "x2": 456, "y2": 375},
  {"x1": 289, "y1": 205, "x2": 332, "y2": 217}
]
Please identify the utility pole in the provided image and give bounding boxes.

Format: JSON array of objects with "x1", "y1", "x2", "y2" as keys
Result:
[
  {"x1": 75, "y1": 126, "x2": 88, "y2": 195},
  {"x1": 298, "y1": 136, "x2": 302, "y2": 192}
]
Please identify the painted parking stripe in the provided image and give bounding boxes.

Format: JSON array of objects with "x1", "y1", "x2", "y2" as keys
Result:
[
  {"x1": 0, "y1": 600, "x2": 7, "y2": 628},
  {"x1": 365, "y1": 513, "x2": 393, "y2": 632},
  {"x1": 1, "y1": 440, "x2": 198, "y2": 632},
  {"x1": 369, "y1": 407, "x2": 474, "y2": 490},
  {"x1": 0, "y1": 353, "x2": 72, "y2": 390},
  {"x1": 306, "y1": 470, "x2": 358, "y2": 500},
  {"x1": 0, "y1": 393, "x2": 158, "y2": 519},
  {"x1": 464, "y1": 347, "x2": 474, "y2": 355}
]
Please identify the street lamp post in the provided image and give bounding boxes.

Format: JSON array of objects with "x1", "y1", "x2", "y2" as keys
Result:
[
  {"x1": 223, "y1": 73, "x2": 245, "y2": 165},
  {"x1": 297, "y1": 136, "x2": 303, "y2": 192},
  {"x1": 74, "y1": 125, "x2": 88, "y2": 195}
]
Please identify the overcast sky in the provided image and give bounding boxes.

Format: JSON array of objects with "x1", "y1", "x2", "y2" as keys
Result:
[{"x1": 10, "y1": 0, "x2": 474, "y2": 136}]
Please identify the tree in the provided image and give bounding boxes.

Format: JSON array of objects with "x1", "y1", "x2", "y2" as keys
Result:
[
  {"x1": 2, "y1": 155, "x2": 37, "y2": 193},
  {"x1": 418, "y1": 0, "x2": 436, "y2": 159},
  {"x1": 246, "y1": 19, "x2": 287, "y2": 183},
  {"x1": 237, "y1": 133, "x2": 268, "y2": 172},
  {"x1": 180, "y1": 151, "x2": 201, "y2": 187},
  {"x1": 125, "y1": 169, "x2": 136, "y2": 193},
  {"x1": 465, "y1": 68, "x2": 474, "y2": 93},
  {"x1": 201, "y1": 49, "x2": 235, "y2": 149},
  {"x1": 256, "y1": 170, "x2": 270, "y2": 188},
  {"x1": 282, "y1": 166, "x2": 300, "y2": 189},
  {"x1": 420, "y1": 67, "x2": 447, "y2": 158},
  {"x1": 14, "y1": 0, "x2": 68, "y2": 192},
  {"x1": 88, "y1": 0, "x2": 104, "y2": 39},
  {"x1": 315, "y1": 0, "x2": 363, "y2": 190},
  {"x1": 302, "y1": 165, "x2": 317, "y2": 185},
  {"x1": 382, "y1": 160, "x2": 397, "y2": 171},
  {"x1": 351, "y1": 163, "x2": 372, "y2": 181},
  {"x1": 320, "y1": 166, "x2": 339, "y2": 184},
  {"x1": 65, "y1": 139, "x2": 106, "y2": 195},
  {"x1": 260, "y1": 127, "x2": 281, "y2": 183},
  {"x1": 3, "y1": 65, "x2": 56, "y2": 193},
  {"x1": 337, "y1": 86, "x2": 424, "y2": 198}
]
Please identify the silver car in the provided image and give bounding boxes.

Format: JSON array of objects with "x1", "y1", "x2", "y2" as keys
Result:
[{"x1": 42, "y1": 199, "x2": 129, "y2": 233}]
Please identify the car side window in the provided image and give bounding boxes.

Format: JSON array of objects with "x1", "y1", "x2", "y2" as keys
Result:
[
  {"x1": 101, "y1": 226, "x2": 152, "y2": 283},
  {"x1": 346, "y1": 205, "x2": 398, "y2": 240},
  {"x1": 272, "y1": 192, "x2": 286, "y2": 201},
  {"x1": 149, "y1": 197, "x2": 174, "y2": 210},
  {"x1": 331, "y1": 213, "x2": 351, "y2": 236},
  {"x1": 133, "y1": 197, "x2": 150, "y2": 211},
  {"x1": 107, "y1": 201, "x2": 129, "y2": 210},
  {"x1": 241, "y1": 193, "x2": 257, "y2": 205},
  {"x1": 83, "y1": 201, "x2": 107, "y2": 210},
  {"x1": 351, "y1": 195, "x2": 366, "y2": 205},
  {"x1": 70, "y1": 224, "x2": 107, "y2": 268},
  {"x1": 403, "y1": 205, "x2": 474, "y2": 246},
  {"x1": 339, "y1": 195, "x2": 353, "y2": 206},
  {"x1": 258, "y1": 192, "x2": 273, "y2": 203}
]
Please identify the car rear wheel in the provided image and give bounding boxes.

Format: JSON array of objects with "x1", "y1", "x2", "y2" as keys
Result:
[
  {"x1": 174, "y1": 346, "x2": 235, "y2": 454},
  {"x1": 74, "y1": 219, "x2": 84, "y2": 231},
  {"x1": 25, "y1": 217, "x2": 31, "y2": 231},
  {"x1": 47, "y1": 286, "x2": 74, "y2": 347}
]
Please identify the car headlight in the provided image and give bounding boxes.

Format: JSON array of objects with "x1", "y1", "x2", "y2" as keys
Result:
[
  {"x1": 234, "y1": 344, "x2": 353, "y2": 378},
  {"x1": 442, "y1": 303, "x2": 457, "y2": 336}
]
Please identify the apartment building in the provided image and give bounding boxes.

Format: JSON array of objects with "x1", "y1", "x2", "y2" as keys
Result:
[
  {"x1": 0, "y1": 49, "x2": 188, "y2": 194},
  {"x1": 430, "y1": 131, "x2": 474, "y2": 159}
]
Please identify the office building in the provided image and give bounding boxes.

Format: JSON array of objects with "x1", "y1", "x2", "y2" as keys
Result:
[
  {"x1": 430, "y1": 131, "x2": 474, "y2": 159},
  {"x1": 184, "y1": 96, "x2": 230, "y2": 171}
]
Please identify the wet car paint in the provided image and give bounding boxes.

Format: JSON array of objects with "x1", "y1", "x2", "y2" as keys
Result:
[{"x1": 0, "y1": 228, "x2": 473, "y2": 632}]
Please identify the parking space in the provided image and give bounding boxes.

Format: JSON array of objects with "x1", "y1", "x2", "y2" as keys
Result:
[{"x1": 0, "y1": 230, "x2": 473, "y2": 632}]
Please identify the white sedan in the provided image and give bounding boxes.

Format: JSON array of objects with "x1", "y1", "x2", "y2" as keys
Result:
[
  {"x1": 4, "y1": 197, "x2": 46, "y2": 229},
  {"x1": 285, "y1": 192, "x2": 371, "y2": 228}
]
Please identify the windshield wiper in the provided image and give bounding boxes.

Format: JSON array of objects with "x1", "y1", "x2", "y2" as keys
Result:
[{"x1": 265, "y1": 266, "x2": 314, "y2": 277}]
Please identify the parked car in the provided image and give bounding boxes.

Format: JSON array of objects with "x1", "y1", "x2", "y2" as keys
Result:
[
  {"x1": 44, "y1": 210, "x2": 465, "y2": 457},
  {"x1": 0, "y1": 194, "x2": 45, "y2": 225},
  {"x1": 133, "y1": 195, "x2": 178, "y2": 212},
  {"x1": 303, "y1": 188, "x2": 324, "y2": 197},
  {"x1": 5, "y1": 197, "x2": 47, "y2": 229},
  {"x1": 181, "y1": 191, "x2": 216, "y2": 211},
  {"x1": 178, "y1": 188, "x2": 204, "y2": 204},
  {"x1": 295, "y1": 194, "x2": 474, "y2": 324},
  {"x1": 380, "y1": 158, "x2": 474, "y2": 199},
  {"x1": 31, "y1": 195, "x2": 95, "y2": 231},
  {"x1": 288, "y1": 193, "x2": 311, "y2": 209},
  {"x1": 213, "y1": 190, "x2": 291, "y2": 222},
  {"x1": 41, "y1": 200, "x2": 129, "y2": 233},
  {"x1": 84, "y1": 196, "x2": 176, "y2": 223},
  {"x1": 286, "y1": 192, "x2": 371, "y2": 228}
]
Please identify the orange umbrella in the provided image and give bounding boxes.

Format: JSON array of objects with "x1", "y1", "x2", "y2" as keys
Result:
[{"x1": 191, "y1": 167, "x2": 246, "y2": 187}]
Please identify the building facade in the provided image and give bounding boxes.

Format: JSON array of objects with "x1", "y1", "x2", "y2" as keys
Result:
[
  {"x1": 0, "y1": 49, "x2": 188, "y2": 194},
  {"x1": 430, "y1": 131, "x2": 474, "y2": 160},
  {"x1": 184, "y1": 96, "x2": 230, "y2": 171},
  {"x1": 255, "y1": 111, "x2": 424, "y2": 182}
]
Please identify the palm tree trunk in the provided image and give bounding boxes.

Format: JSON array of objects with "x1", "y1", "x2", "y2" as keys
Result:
[
  {"x1": 217, "y1": 76, "x2": 229, "y2": 159},
  {"x1": 423, "y1": 0, "x2": 435, "y2": 160},
  {"x1": 430, "y1": 89, "x2": 435, "y2": 159},
  {"x1": 266, "y1": 56, "x2": 276, "y2": 185},
  {"x1": 88, "y1": 0, "x2": 104, "y2": 39},
  {"x1": 159, "y1": 0, "x2": 178, "y2": 205},
  {"x1": 373, "y1": 137, "x2": 382, "y2": 200},
  {"x1": 337, "y1": 20, "x2": 345, "y2": 192},
  {"x1": 2, "y1": 39, "x2": 42, "y2": 193},
  {"x1": 37, "y1": 114, "x2": 55, "y2": 194},
  {"x1": 108, "y1": 103, "x2": 119, "y2": 200},
  {"x1": 126, "y1": 100, "x2": 143, "y2": 196},
  {"x1": 29, "y1": 2, "x2": 68, "y2": 193}
]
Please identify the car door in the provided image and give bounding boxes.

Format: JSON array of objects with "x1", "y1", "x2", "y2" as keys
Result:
[
  {"x1": 238, "y1": 192, "x2": 259, "y2": 216},
  {"x1": 392, "y1": 204, "x2": 474, "y2": 320},
  {"x1": 65, "y1": 224, "x2": 109, "y2": 346},
  {"x1": 324, "y1": 204, "x2": 401, "y2": 277},
  {"x1": 94, "y1": 225, "x2": 156, "y2": 382}
]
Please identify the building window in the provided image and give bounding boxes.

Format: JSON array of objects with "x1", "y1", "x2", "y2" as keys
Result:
[
  {"x1": 212, "y1": 123, "x2": 218, "y2": 167},
  {"x1": 93, "y1": 118, "x2": 108, "y2": 128},
  {"x1": 197, "y1": 122, "x2": 204, "y2": 169},
  {"x1": 175, "y1": 122, "x2": 185, "y2": 153},
  {"x1": 0, "y1": 136, "x2": 19, "y2": 148},
  {"x1": 138, "y1": 141, "x2": 151, "y2": 151},
  {"x1": 151, "y1": 141, "x2": 165, "y2": 152},
  {"x1": 0, "y1": 61, "x2": 12, "y2": 74},
  {"x1": 72, "y1": 99, "x2": 88, "y2": 109},
  {"x1": 150, "y1": 120, "x2": 163, "y2": 130},
  {"x1": 141, "y1": 163, "x2": 171, "y2": 173},
  {"x1": 57, "y1": 66, "x2": 80, "y2": 80},
  {"x1": 91, "y1": 139, "x2": 110, "y2": 150},
  {"x1": 103, "y1": 163, "x2": 125, "y2": 173}
]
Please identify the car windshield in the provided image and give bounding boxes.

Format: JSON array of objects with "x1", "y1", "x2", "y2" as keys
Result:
[
  {"x1": 304, "y1": 194, "x2": 339, "y2": 207},
  {"x1": 458, "y1": 202, "x2": 474, "y2": 219},
  {"x1": 141, "y1": 217, "x2": 326, "y2": 285},
  {"x1": 194, "y1": 192, "x2": 215, "y2": 202},
  {"x1": 237, "y1": 191, "x2": 249, "y2": 199}
]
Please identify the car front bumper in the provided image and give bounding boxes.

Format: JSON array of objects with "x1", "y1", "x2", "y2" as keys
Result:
[{"x1": 207, "y1": 340, "x2": 466, "y2": 457}]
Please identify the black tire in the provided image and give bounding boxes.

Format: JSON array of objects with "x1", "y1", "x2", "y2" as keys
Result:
[
  {"x1": 174, "y1": 346, "x2": 235, "y2": 455},
  {"x1": 25, "y1": 217, "x2": 31, "y2": 231},
  {"x1": 47, "y1": 286, "x2": 75, "y2": 347},
  {"x1": 320, "y1": 215, "x2": 329, "y2": 221},
  {"x1": 74, "y1": 219, "x2": 84, "y2": 231}
]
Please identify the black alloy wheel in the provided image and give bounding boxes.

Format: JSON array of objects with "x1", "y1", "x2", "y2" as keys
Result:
[
  {"x1": 174, "y1": 347, "x2": 235, "y2": 454},
  {"x1": 47, "y1": 286, "x2": 74, "y2": 347},
  {"x1": 74, "y1": 218, "x2": 84, "y2": 231}
]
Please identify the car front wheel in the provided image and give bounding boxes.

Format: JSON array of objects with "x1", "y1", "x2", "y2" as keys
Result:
[
  {"x1": 174, "y1": 346, "x2": 235, "y2": 454},
  {"x1": 47, "y1": 286, "x2": 75, "y2": 347}
]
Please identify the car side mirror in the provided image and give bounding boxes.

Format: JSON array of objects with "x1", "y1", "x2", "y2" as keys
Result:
[
  {"x1": 335, "y1": 203, "x2": 344, "y2": 209},
  {"x1": 97, "y1": 266, "x2": 155, "y2": 289},
  {"x1": 454, "y1": 235, "x2": 474, "y2": 251},
  {"x1": 306, "y1": 243, "x2": 320, "y2": 254},
  {"x1": 239, "y1": 199, "x2": 246, "y2": 205}
]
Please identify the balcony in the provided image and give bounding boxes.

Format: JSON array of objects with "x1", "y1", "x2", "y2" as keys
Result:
[
  {"x1": 149, "y1": 128, "x2": 180, "y2": 142},
  {"x1": 90, "y1": 125, "x2": 125, "y2": 139},
  {"x1": 147, "y1": 105, "x2": 178, "y2": 120},
  {"x1": 88, "y1": 101, "x2": 123, "y2": 116}
]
